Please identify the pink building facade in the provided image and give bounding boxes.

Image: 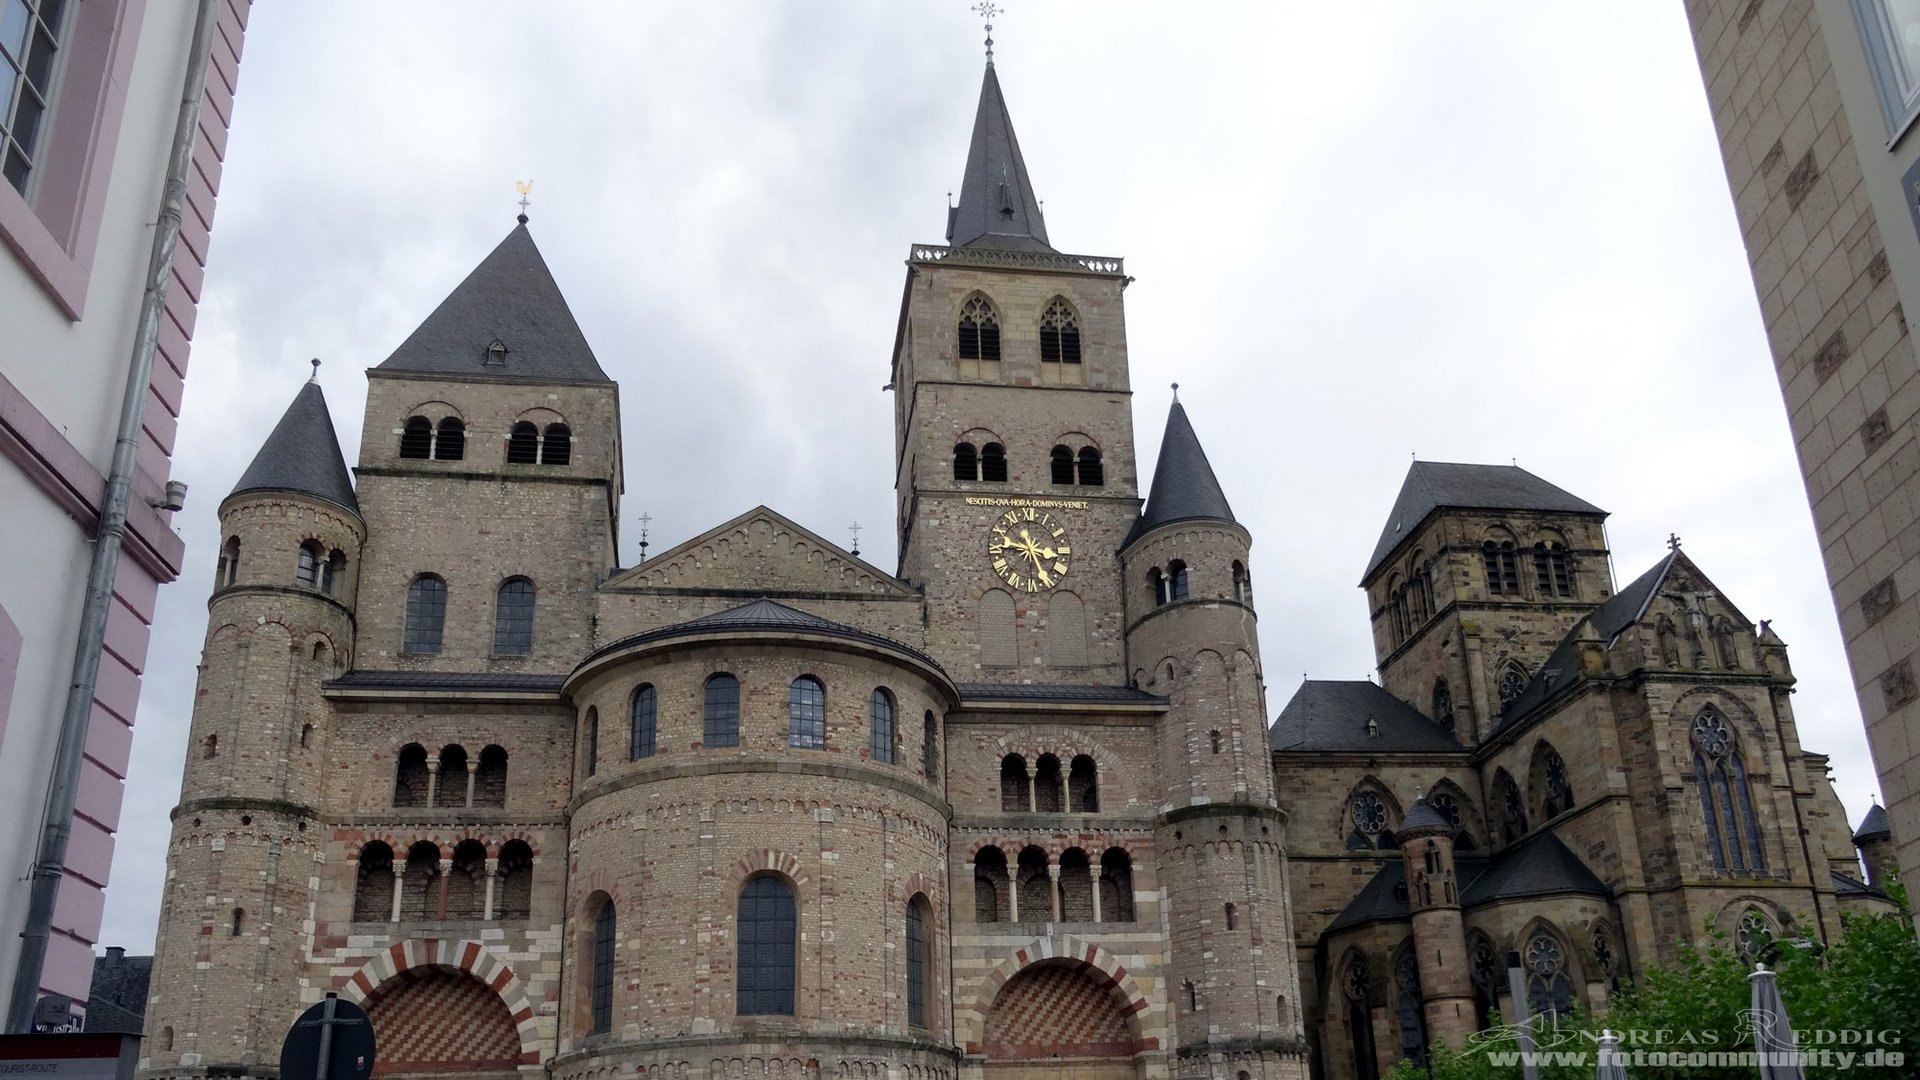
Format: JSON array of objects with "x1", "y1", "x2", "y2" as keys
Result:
[{"x1": 0, "y1": 0, "x2": 249, "y2": 1021}]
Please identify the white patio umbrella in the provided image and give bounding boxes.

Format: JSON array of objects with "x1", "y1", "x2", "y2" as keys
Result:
[
  {"x1": 1594, "y1": 1029, "x2": 1628, "y2": 1080},
  {"x1": 1748, "y1": 963, "x2": 1806, "y2": 1080}
]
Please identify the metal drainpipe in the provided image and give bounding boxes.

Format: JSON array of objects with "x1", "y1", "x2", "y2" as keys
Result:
[{"x1": 5, "y1": 0, "x2": 223, "y2": 1033}]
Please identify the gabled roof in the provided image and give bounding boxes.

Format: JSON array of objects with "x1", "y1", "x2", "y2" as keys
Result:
[
  {"x1": 1324, "y1": 860, "x2": 1409, "y2": 932},
  {"x1": 1831, "y1": 871, "x2": 1890, "y2": 899},
  {"x1": 227, "y1": 380, "x2": 360, "y2": 517},
  {"x1": 1855, "y1": 802, "x2": 1892, "y2": 842},
  {"x1": 957, "y1": 682, "x2": 1166, "y2": 705},
  {"x1": 1270, "y1": 680, "x2": 1466, "y2": 754},
  {"x1": 1363, "y1": 461, "x2": 1605, "y2": 584},
  {"x1": 86, "y1": 951, "x2": 151, "y2": 1034},
  {"x1": 679, "y1": 597, "x2": 846, "y2": 632},
  {"x1": 602, "y1": 505, "x2": 921, "y2": 597},
  {"x1": 581, "y1": 597, "x2": 946, "y2": 679},
  {"x1": 1127, "y1": 400, "x2": 1236, "y2": 546},
  {"x1": 376, "y1": 223, "x2": 609, "y2": 383},
  {"x1": 946, "y1": 64, "x2": 1053, "y2": 252},
  {"x1": 1458, "y1": 831, "x2": 1610, "y2": 905}
]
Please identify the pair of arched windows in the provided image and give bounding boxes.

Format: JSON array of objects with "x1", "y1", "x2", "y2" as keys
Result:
[
  {"x1": 295, "y1": 541, "x2": 348, "y2": 595},
  {"x1": 393, "y1": 743, "x2": 508, "y2": 809},
  {"x1": 1148, "y1": 561, "x2": 1190, "y2": 606},
  {"x1": 403, "y1": 575, "x2": 537, "y2": 655},
  {"x1": 506, "y1": 422, "x2": 572, "y2": 466},
  {"x1": 1048, "y1": 445, "x2": 1104, "y2": 486},
  {"x1": 400, "y1": 416, "x2": 465, "y2": 460},
  {"x1": 953, "y1": 441, "x2": 1008, "y2": 482},
  {"x1": 1385, "y1": 562, "x2": 1435, "y2": 646},
  {"x1": 955, "y1": 295, "x2": 1083, "y2": 377},
  {"x1": 973, "y1": 845, "x2": 1132, "y2": 923},
  {"x1": 1483, "y1": 536, "x2": 1575, "y2": 599},
  {"x1": 999, "y1": 753, "x2": 1098, "y2": 813}
]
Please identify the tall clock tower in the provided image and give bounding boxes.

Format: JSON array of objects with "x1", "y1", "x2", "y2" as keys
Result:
[{"x1": 891, "y1": 60, "x2": 1139, "y2": 684}]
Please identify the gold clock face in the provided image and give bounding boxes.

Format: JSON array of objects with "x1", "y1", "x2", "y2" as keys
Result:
[{"x1": 988, "y1": 508, "x2": 1072, "y2": 592}]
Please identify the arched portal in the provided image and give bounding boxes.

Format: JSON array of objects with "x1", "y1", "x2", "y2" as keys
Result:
[
  {"x1": 980, "y1": 957, "x2": 1143, "y2": 1080},
  {"x1": 364, "y1": 965, "x2": 523, "y2": 1077}
]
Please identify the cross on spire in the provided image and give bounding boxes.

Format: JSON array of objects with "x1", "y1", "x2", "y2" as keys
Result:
[
  {"x1": 1668, "y1": 532, "x2": 1683, "y2": 552},
  {"x1": 972, "y1": 2, "x2": 1001, "y2": 64},
  {"x1": 514, "y1": 179, "x2": 533, "y2": 225},
  {"x1": 637, "y1": 511, "x2": 652, "y2": 562},
  {"x1": 849, "y1": 520, "x2": 863, "y2": 557}
]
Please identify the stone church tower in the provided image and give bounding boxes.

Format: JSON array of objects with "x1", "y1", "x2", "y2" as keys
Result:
[{"x1": 139, "y1": 52, "x2": 1307, "y2": 1080}]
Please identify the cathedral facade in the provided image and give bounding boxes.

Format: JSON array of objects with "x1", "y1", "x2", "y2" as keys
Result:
[{"x1": 135, "y1": 55, "x2": 1891, "y2": 1080}]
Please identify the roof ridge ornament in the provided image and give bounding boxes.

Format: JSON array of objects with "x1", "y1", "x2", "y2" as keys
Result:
[
  {"x1": 514, "y1": 179, "x2": 533, "y2": 225},
  {"x1": 972, "y1": 1, "x2": 1001, "y2": 64},
  {"x1": 307, "y1": 357, "x2": 320, "y2": 384}
]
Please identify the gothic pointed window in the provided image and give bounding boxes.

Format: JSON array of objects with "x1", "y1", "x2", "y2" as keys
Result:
[
  {"x1": 980, "y1": 442, "x2": 1008, "y2": 482},
  {"x1": 630, "y1": 684, "x2": 657, "y2": 760},
  {"x1": 1498, "y1": 664, "x2": 1528, "y2": 709},
  {"x1": 589, "y1": 897, "x2": 615, "y2": 1034},
  {"x1": 1482, "y1": 540, "x2": 1519, "y2": 595},
  {"x1": 788, "y1": 676, "x2": 826, "y2": 749},
  {"x1": 868, "y1": 687, "x2": 895, "y2": 764},
  {"x1": 1345, "y1": 957, "x2": 1379, "y2": 1080},
  {"x1": 1736, "y1": 909, "x2": 1775, "y2": 963},
  {"x1": 433, "y1": 417, "x2": 465, "y2": 461},
  {"x1": 1523, "y1": 929, "x2": 1574, "y2": 1025},
  {"x1": 507, "y1": 422, "x2": 540, "y2": 464},
  {"x1": 1468, "y1": 934, "x2": 1499, "y2": 1031},
  {"x1": 400, "y1": 417, "x2": 433, "y2": 459},
  {"x1": 1039, "y1": 298, "x2": 1082, "y2": 364},
  {"x1": 737, "y1": 877, "x2": 798, "y2": 1015},
  {"x1": 1432, "y1": 678, "x2": 1454, "y2": 736},
  {"x1": 403, "y1": 575, "x2": 447, "y2": 654},
  {"x1": 1692, "y1": 706, "x2": 1764, "y2": 873},
  {"x1": 1051, "y1": 445, "x2": 1074, "y2": 485},
  {"x1": 1395, "y1": 947, "x2": 1428, "y2": 1067},
  {"x1": 1496, "y1": 769, "x2": 1528, "y2": 844},
  {"x1": 704, "y1": 674, "x2": 741, "y2": 748},
  {"x1": 1541, "y1": 747, "x2": 1573, "y2": 818},
  {"x1": 954, "y1": 442, "x2": 979, "y2": 482},
  {"x1": 1077, "y1": 447, "x2": 1103, "y2": 486},
  {"x1": 542, "y1": 424, "x2": 572, "y2": 465},
  {"x1": 1592, "y1": 924, "x2": 1621, "y2": 991},
  {"x1": 493, "y1": 577, "x2": 535, "y2": 655},
  {"x1": 1428, "y1": 791, "x2": 1465, "y2": 842},
  {"x1": 957, "y1": 295, "x2": 1001, "y2": 366}
]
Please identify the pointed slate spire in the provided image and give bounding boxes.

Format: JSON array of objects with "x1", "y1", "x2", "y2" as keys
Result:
[
  {"x1": 228, "y1": 380, "x2": 360, "y2": 517},
  {"x1": 947, "y1": 64, "x2": 1053, "y2": 252},
  {"x1": 1127, "y1": 398, "x2": 1236, "y2": 545},
  {"x1": 1854, "y1": 802, "x2": 1891, "y2": 842},
  {"x1": 377, "y1": 223, "x2": 610, "y2": 382}
]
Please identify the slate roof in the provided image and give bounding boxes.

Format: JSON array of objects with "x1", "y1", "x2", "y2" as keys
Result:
[
  {"x1": 1458, "y1": 831, "x2": 1610, "y2": 905},
  {"x1": 1494, "y1": 552, "x2": 1677, "y2": 726},
  {"x1": 1127, "y1": 401, "x2": 1236, "y2": 545},
  {"x1": 1855, "y1": 802, "x2": 1892, "y2": 841},
  {"x1": 376, "y1": 224, "x2": 610, "y2": 382},
  {"x1": 957, "y1": 682, "x2": 1167, "y2": 705},
  {"x1": 1399, "y1": 796, "x2": 1454, "y2": 835},
  {"x1": 323, "y1": 671, "x2": 566, "y2": 693},
  {"x1": 1324, "y1": 859, "x2": 1410, "y2": 932},
  {"x1": 1269, "y1": 680, "x2": 1466, "y2": 754},
  {"x1": 947, "y1": 64, "x2": 1053, "y2": 252},
  {"x1": 584, "y1": 598, "x2": 946, "y2": 675},
  {"x1": 85, "y1": 950, "x2": 151, "y2": 1034},
  {"x1": 227, "y1": 380, "x2": 360, "y2": 516},
  {"x1": 1831, "y1": 871, "x2": 1889, "y2": 899},
  {"x1": 1363, "y1": 462, "x2": 1605, "y2": 583}
]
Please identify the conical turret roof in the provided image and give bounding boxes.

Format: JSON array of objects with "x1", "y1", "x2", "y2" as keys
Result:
[
  {"x1": 1855, "y1": 802, "x2": 1891, "y2": 842},
  {"x1": 1127, "y1": 400, "x2": 1236, "y2": 545},
  {"x1": 1399, "y1": 796, "x2": 1454, "y2": 836},
  {"x1": 377, "y1": 223, "x2": 609, "y2": 383},
  {"x1": 947, "y1": 64, "x2": 1053, "y2": 252},
  {"x1": 228, "y1": 379, "x2": 359, "y2": 517}
]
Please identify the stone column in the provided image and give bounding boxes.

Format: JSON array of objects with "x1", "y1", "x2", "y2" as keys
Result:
[
  {"x1": 436, "y1": 858, "x2": 453, "y2": 919},
  {"x1": 483, "y1": 857, "x2": 499, "y2": 920},
  {"x1": 1091, "y1": 875, "x2": 1103, "y2": 922},
  {"x1": 1048, "y1": 865, "x2": 1062, "y2": 922},
  {"x1": 1027, "y1": 774, "x2": 1037, "y2": 812},
  {"x1": 465, "y1": 760, "x2": 478, "y2": 807},
  {"x1": 425, "y1": 760, "x2": 440, "y2": 808},
  {"x1": 1007, "y1": 868, "x2": 1019, "y2": 923},
  {"x1": 389, "y1": 863, "x2": 405, "y2": 922}
]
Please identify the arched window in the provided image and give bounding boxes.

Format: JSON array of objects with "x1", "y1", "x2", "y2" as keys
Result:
[
  {"x1": 704, "y1": 674, "x2": 740, "y2": 748},
  {"x1": 1482, "y1": 540, "x2": 1519, "y2": 595},
  {"x1": 324, "y1": 549, "x2": 345, "y2": 595},
  {"x1": 353, "y1": 842, "x2": 393, "y2": 921},
  {"x1": 399, "y1": 416, "x2": 433, "y2": 459},
  {"x1": 583, "y1": 707, "x2": 599, "y2": 777},
  {"x1": 1039, "y1": 298, "x2": 1082, "y2": 366},
  {"x1": 1232, "y1": 561, "x2": 1252, "y2": 605},
  {"x1": 433, "y1": 417, "x2": 465, "y2": 461},
  {"x1": 1344, "y1": 956, "x2": 1379, "y2": 1080},
  {"x1": 906, "y1": 894, "x2": 933, "y2": 1028},
  {"x1": 1149, "y1": 567, "x2": 1169, "y2": 607},
  {"x1": 401, "y1": 842, "x2": 439, "y2": 921},
  {"x1": 1016, "y1": 846, "x2": 1050, "y2": 920},
  {"x1": 1532, "y1": 542, "x2": 1573, "y2": 597},
  {"x1": 203, "y1": 733, "x2": 218, "y2": 759},
  {"x1": 1000, "y1": 754, "x2": 1029, "y2": 812},
  {"x1": 788, "y1": 676, "x2": 826, "y2": 749},
  {"x1": 980, "y1": 588, "x2": 1017, "y2": 665},
  {"x1": 494, "y1": 577, "x2": 535, "y2": 655},
  {"x1": 922, "y1": 711, "x2": 939, "y2": 780},
  {"x1": 394, "y1": 743, "x2": 428, "y2": 807},
  {"x1": 1099, "y1": 848, "x2": 1134, "y2": 921},
  {"x1": 217, "y1": 535, "x2": 240, "y2": 589},
  {"x1": 1591, "y1": 923, "x2": 1622, "y2": 990},
  {"x1": 1060, "y1": 848, "x2": 1093, "y2": 920},
  {"x1": 230, "y1": 906, "x2": 244, "y2": 937},
  {"x1": 1346, "y1": 790, "x2": 1397, "y2": 850},
  {"x1": 737, "y1": 876, "x2": 797, "y2": 1015},
  {"x1": 497, "y1": 840, "x2": 533, "y2": 920},
  {"x1": 1077, "y1": 447, "x2": 1103, "y2": 486},
  {"x1": 589, "y1": 897, "x2": 615, "y2": 1034},
  {"x1": 973, "y1": 847, "x2": 1009, "y2": 923},
  {"x1": 1498, "y1": 663, "x2": 1528, "y2": 709},
  {"x1": 435, "y1": 744, "x2": 468, "y2": 808},
  {"x1": 980, "y1": 442, "x2": 1008, "y2": 482},
  {"x1": 447, "y1": 840, "x2": 487, "y2": 920},
  {"x1": 1523, "y1": 928, "x2": 1575, "y2": 1024},
  {"x1": 1223, "y1": 902, "x2": 1237, "y2": 930},
  {"x1": 542, "y1": 423, "x2": 572, "y2": 465},
  {"x1": 630, "y1": 684, "x2": 657, "y2": 760},
  {"x1": 954, "y1": 442, "x2": 979, "y2": 482},
  {"x1": 868, "y1": 688, "x2": 895, "y2": 764},
  {"x1": 1068, "y1": 754, "x2": 1098, "y2": 812},
  {"x1": 403, "y1": 575, "x2": 447, "y2": 654},
  {"x1": 1540, "y1": 746, "x2": 1574, "y2": 818},
  {"x1": 296, "y1": 541, "x2": 323, "y2": 587},
  {"x1": 1692, "y1": 706, "x2": 1766, "y2": 872},
  {"x1": 1033, "y1": 753, "x2": 1064, "y2": 812},
  {"x1": 957, "y1": 295, "x2": 1001, "y2": 362},
  {"x1": 507, "y1": 422, "x2": 540, "y2": 464},
  {"x1": 1432, "y1": 678, "x2": 1454, "y2": 737},
  {"x1": 1737, "y1": 908, "x2": 1776, "y2": 963},
  {"x1": 1468, "y1": 934, "x2": 1499, "y2": 1031},
  {"x1": 1495, "y1": 769, "x2": 1528, "y2": 845},
  {"x1": 1395, "y1": 947, "x2": 1428, "y2": 1066},
  {"x1": 474, "y1": 744, "x2": 507, "y2": 807},
  {"x1": 1050, "y1": 445, "x2": 1074, "y2": 485},
  {"x1": 1169, "y1": 561, "x2": 1190, "y2": 601},
  {"x1": 161, "y1": 1027, "x2": 174, "y2": 1052}
]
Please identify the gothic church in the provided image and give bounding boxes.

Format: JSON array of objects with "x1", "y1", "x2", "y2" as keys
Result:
[{"x1": 138, "y1": 52, "x2": 1895, "y2": 1080}]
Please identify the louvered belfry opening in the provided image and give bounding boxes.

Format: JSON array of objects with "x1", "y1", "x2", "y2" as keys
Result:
[
  {"x1": 1051, "y1": 445, "x2": 1074, "y2": 485},
  {"x1": 1077, "y1": 447, "x2": 1103, "y2": 486},
  {"x1": 1040, "y1": 298, "x2": 1080, "y2": 363},
  {"x1": 400, "y1": 417, "x2": 433, "y2": 459},
  {"x1": 981, "y1": 443, "x2": 1008, "y2": 482},
  {"x1": 434, "y1": 417, "x2": 466, "y2": 460},
  {"x1": 954, "y1": 442, "x2": 979, "y2": 481},
  {"x1": 507, "y1": 422, "x2": 539, "y2": 464},
  {"x1": 542, "y1": 423, "x2": 571, "y2": 465},
  {"x1": 958, "y1": 295, "x2": 1000, "y2": 361}
]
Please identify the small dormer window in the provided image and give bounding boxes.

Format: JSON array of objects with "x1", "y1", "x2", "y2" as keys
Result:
[{"x1": 485, "y1": 340, "x2": 509, "y2": 366}]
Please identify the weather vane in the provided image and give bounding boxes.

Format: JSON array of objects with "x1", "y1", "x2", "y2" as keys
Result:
[
  {"x1": 515, "y1": 180, "x2": 533, "y2": 224},
  {"x1": 972, "y1": 2, "x2": 1001, "y2": 63}
]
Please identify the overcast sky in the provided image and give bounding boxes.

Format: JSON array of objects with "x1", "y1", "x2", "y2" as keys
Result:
[{"x1": 95, "y1": 3, "x2": 1888, "y2": 950}]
